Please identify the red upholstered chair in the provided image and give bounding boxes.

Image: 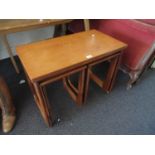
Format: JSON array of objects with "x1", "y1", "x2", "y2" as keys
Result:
[{"x1": 68, "y1": 19, "x2": 155, "y2": 89}]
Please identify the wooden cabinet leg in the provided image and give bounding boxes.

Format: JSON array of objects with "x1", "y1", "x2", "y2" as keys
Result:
[{"x1": 2, "y1": 35, "x2": 20, "y2": 74}]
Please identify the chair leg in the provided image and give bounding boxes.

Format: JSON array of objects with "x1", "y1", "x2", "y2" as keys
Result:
[{"x1": 127, "y1": 71, "x2": 139, "y2": 90}]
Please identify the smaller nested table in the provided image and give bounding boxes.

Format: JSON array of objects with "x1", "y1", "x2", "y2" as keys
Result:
[{"x1": 16, "y1": 30, "x2": 127, "y2": 127}]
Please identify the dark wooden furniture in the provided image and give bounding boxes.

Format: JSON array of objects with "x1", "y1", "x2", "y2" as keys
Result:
[{"x1": 16, "y1": 30, "x2": 127, "y2": 127}]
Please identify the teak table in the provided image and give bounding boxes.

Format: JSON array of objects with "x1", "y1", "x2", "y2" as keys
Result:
[{"x1": 16, "y1": 30, "x2": 127, "y2": 126}]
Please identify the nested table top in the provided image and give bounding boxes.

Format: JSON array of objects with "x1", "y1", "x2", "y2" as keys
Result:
[
  {"x1": 16, "y1": 30, "x2": 127, "y2": 81},
  {"x1": 0, "y1": 19, "x2": 72, "y2": 33}
]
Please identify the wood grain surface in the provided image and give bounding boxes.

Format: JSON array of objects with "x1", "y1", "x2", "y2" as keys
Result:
[{"x1": 16, "y1": 30, "x2": 127, "y2": 81}]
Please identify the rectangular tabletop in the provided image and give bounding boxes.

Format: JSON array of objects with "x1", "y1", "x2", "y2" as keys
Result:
[
  {"x1": 0, "y1": 19, "x2": 72, "y2": 34},
  {"x1": 16, "y1": 30, "x2": 127, "y2": 81}
]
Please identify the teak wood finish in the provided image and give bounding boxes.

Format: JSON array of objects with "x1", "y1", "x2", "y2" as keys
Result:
[
  {"x1": 0, "y1": 19, "x2": 73, "y2": 34},
  {"x1": 16, "y1": 30, "x2": 127, "y2": 126}
]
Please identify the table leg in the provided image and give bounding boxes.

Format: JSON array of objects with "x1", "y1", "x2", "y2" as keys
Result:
[
  {"x1": 77, "y1": 68, "x2": 86, "y2": 104},
  {"x1": 103, "y1": 55, "x2": 121, "y2": 92},
  {"x1": 25, "y1": 72, "x2": 52, "y2": 126},
  {"x1": 33, "y1": 82, "x2": 52, "y2": 126},
  {"x1": 83, "y1": 19, "x2": 90, "y2": 31},
  {"x1": 2, "y1": 35, "x2": 20, "y2": 74},
  {"x1": 61, "y1": 24, "x2": 67, "y2": 35},
  {"x1": 84, "y1": 54, "x2": 122, "y2": 102},
  {"x1": 40, "y1": 85, "x2": 53, "y2": 125},
  {"x1": 26, "y1": 67, "x2": 87, "y2": 126},
  {"x1": 63, "y1": 68, "x2": 87, "y2": 105},
  {"x1": 53, "y1": 24, "x2": 67, "y2": 38},
  {"x1": 82, "y1": 68, "x2": 90, "y2": 104}
]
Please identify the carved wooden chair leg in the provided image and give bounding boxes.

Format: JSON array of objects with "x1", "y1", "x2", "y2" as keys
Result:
[
  {"x1": 127, "y1": 71, "x2": 140, "y2": 90},
  {"x1": 127, "y1": 44, "x2": 155, "y2": 89},
  {"x1": 126, "y1": 53, "x2": 155, "y2": 90}
]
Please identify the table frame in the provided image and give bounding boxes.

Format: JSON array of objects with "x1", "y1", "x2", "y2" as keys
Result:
[
  {"x1": 26, "y1": 66, "x2": 88, "y2": 126},
  {"x1": 83, "y1": 53, "x2": 122, "y2": 103},
  {"x1": 24, "y1": 50, "x2": 123, "y2": 126}
]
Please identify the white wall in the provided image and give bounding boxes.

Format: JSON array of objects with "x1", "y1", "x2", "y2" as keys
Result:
[{"x1": 0, "y1": 26, "x2": 55, "y2": 59}]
